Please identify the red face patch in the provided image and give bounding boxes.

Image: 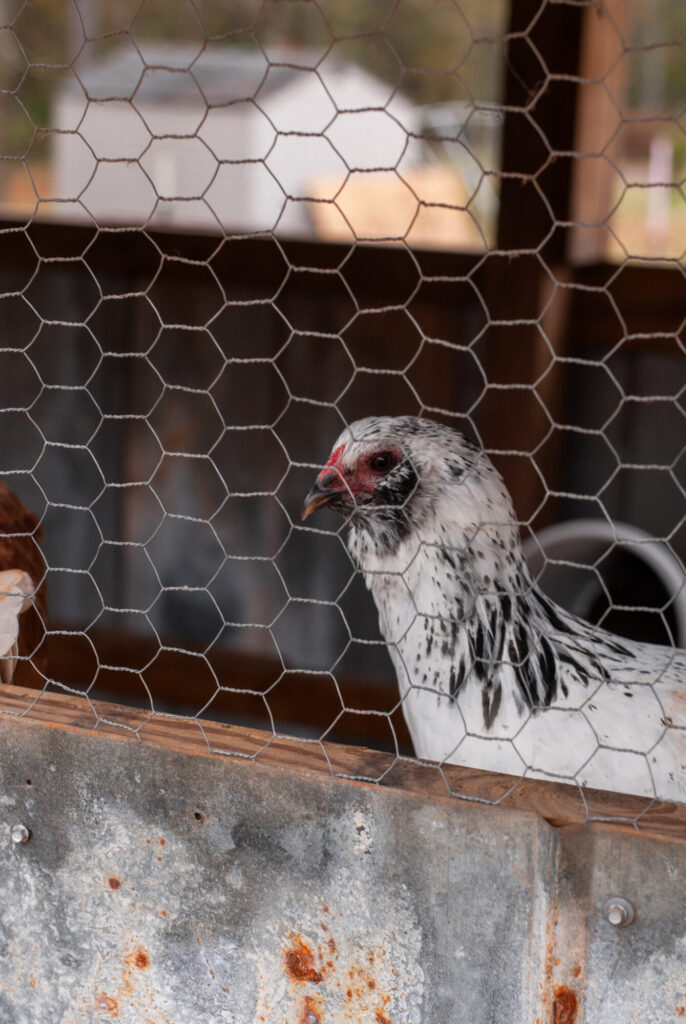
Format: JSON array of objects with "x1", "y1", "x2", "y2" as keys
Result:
[
  {"x1": 325, "y1": 443, "x2": 346, "y2": 468},
  {"x1": 351, "y1": 446, "x2": 403, "y2": 495},
  {"x1": 315, "y1": 443, "x2": 348, "y2": 491},
  {"x1": 316, "y1": 443, "x2": 402, "y2": 497}
]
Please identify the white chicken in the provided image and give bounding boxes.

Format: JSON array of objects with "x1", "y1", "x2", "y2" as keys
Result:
[{"x1": 303, "y1": 416, "x2": 686, "y2": 803}]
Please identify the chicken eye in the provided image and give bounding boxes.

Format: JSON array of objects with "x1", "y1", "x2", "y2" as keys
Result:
[{"x1": 369, "y1": 452, "x2": 395, "y2": 473}]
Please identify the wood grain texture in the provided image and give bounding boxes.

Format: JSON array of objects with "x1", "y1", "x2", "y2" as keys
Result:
[{"x1": 1, "y1": 682, "x2": 684, "y2": 844}]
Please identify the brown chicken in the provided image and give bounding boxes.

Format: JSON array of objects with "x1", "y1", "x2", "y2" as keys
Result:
[{"x1": 0, "y1": 482, "x2": 47, "y2": 686}]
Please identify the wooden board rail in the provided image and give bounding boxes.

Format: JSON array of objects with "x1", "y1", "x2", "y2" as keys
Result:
[{"x1": 1, "y1": 682, "x2": 685, "y2": 843}]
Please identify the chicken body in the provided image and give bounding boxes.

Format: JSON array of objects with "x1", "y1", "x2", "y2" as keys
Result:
[
  {"x1": 303, "y1": 416, "x2": 686, "y2": 803},
  {"x1": 0, "y1": 569, "x2": 35, "y2": 684},
  {"x1": 0, "y1": 482, "x2": 46, "y2": 686}
]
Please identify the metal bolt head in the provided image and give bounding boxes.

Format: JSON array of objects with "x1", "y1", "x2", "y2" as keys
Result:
[
  {"x1": 10, "y1": 824, "x2": 30, "y2": 845},
  {"x1": 603, "y1": 896, "x2": 635, "y2": 927}
]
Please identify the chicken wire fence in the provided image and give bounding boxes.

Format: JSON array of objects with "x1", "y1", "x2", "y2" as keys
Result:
[{"x1": 0, "y1": 0, "x2": 685, "y2": 824}]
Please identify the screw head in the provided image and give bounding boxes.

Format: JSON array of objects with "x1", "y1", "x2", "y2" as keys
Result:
[
  {"x1": 10, "y1": 824, "x2": 31, "y2": 845},
  {"x1": 603, "y1": 896, "x2": 635, "y2": 927}
]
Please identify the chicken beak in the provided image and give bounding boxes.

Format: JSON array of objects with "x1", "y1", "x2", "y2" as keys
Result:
[{"x1": 301, "y1": 484, "x2": 335, "y2": 521}]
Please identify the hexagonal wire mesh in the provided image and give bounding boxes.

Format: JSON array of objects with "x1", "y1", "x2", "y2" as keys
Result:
[{"x1": 0, "y1": 0, "x2": 684, "y2": 825}]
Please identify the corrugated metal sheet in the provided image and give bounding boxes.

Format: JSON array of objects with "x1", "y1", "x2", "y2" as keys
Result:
[{"x1": 0, "y1": 717, "x2": 684, "y2": 1023}]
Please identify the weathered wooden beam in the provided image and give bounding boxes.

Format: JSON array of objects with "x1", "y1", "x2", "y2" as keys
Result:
[{"x1": 2, "y1": 682, "x2": 684, "y2": 844}]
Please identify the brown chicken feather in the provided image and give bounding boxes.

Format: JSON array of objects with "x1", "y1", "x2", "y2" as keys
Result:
[{"x1": 0, "y1": 482, "x2": 47, "y2": 686}]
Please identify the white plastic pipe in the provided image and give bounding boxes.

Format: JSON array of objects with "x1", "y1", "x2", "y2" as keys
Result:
[{"x1": 523, "y1": 519, "x2": 686, "y2": 647}]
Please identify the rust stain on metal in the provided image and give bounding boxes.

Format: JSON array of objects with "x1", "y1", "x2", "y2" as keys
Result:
[
  {"x1": 300, "y1": 993, "x2": 322, "y2": 1023},
  {"x1": 552, "y1": 985, "x2": 578, "y2": 1024},
  {"x1": 285, "y1": 938, "x2": 323, "y2": 984},
  {"x1": 540, "y1": 914, "x2": 557, "y2": 996},
  {"x1": 676, "y1": 1007, "x2": 686, "y2": 1018},
  {"x1": 572, "y1": 964, "x2": 582, "y2": 978},
  {"x1": 108, "y1": 877, "x2": 121, "y2": 890},
  {"x1": 124, "y1": 948, "x2": 150, "y2": 971},
  {"x1": 279, "y1": 925, "x2": 396, "y2": 1022},
  {"x1": 96, "y1": 993, "x2": 119, "y2": 1017}
]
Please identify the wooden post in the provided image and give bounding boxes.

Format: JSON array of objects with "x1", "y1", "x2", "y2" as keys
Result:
[
  {"x1": 477, "y1": 0, "x2": 586, "y2": 523},
  {"x1": 569, "y1": 0, "x2": 630, "y2": 265}
]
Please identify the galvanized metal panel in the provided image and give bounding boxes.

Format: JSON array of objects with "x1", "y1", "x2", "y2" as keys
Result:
[
  {"x1": 0, "y1": 718, "x2": 556, "y2": 1023},
  {"x1": 555, "y1": 828, "x2": 686, "y2": 1023},
  {"x1": 1, "y1": 717, "x2": 685, "y2": 1023}
]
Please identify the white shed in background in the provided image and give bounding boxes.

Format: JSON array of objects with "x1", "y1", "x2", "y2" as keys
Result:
[{"x1": 52, "y1": 43, "x2": 428, "y2": 239}]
